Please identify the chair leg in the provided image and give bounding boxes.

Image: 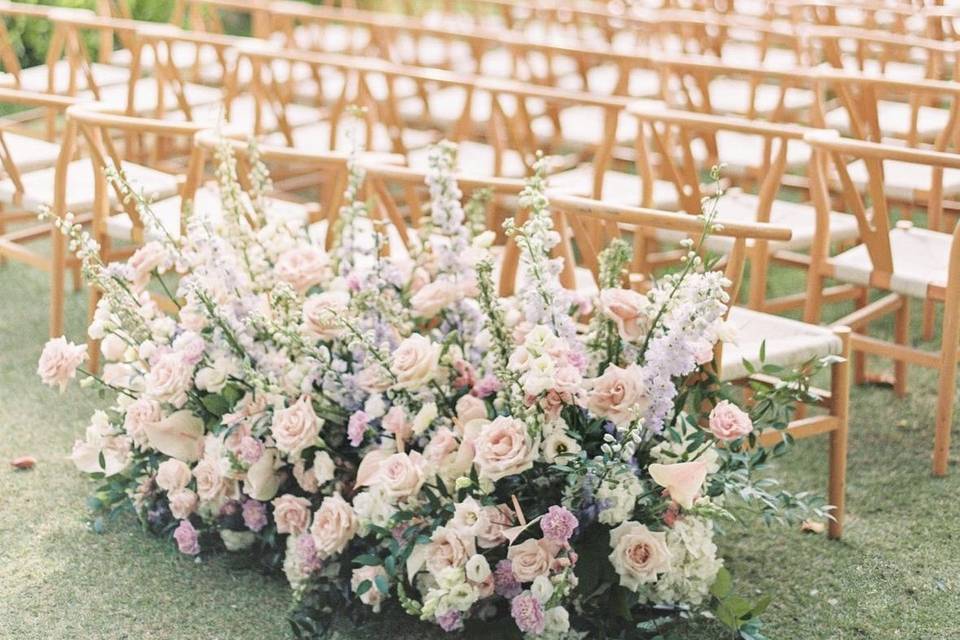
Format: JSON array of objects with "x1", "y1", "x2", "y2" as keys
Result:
[
  {"x1": 72, "y1": 260, "x2": 83, "y2": 292},
  {"x1": 853, "y1": 288, "x2": 868, "y2": 385},
  {"x1": 933, "y1": 291, "x2": 960, "y2": 477},
  {"x1": 828, "y1": 326, "x2": 851, "y2": 540},
  {"x1": 49, "y1": 226, "x2": 66, "y2": 338},
  {"x1": 922, "y1": 299, "x2": 936, "y2": 342},
  {"x1": 894, "y1": 296, "x2": 910, "y2": 398}
]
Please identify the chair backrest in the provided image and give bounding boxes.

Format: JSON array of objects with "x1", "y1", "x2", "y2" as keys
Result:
[
  {"x1": 805, "y1": 130, "x2": 960, "y2": 299},
  {"x1": 812, "y1": 66, "x2": 960, "y2": 149},
  {"x1": 806, "y1": 25, "x2": 957, "y2": 81},
  {"x1": 627, "y1": 102, "x2": 815, "y2": 215},
  {"x1": 0, "y1": 87, "x2": 75, "y2": 197},
  {"x1": 544, "y1": 193, "x2": 792, "y2": 303}
]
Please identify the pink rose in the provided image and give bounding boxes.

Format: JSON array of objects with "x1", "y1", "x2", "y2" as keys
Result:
[
  {"x1": 271, "y1": 396, "x2": 321, "y2": 456},
  {"x1": 193, "y1": 457, "x2": 232, "y2": 502},
  {"x1": 708, "y1": 400, "x2": 753, "y2": 441},
  {"x1": 128, "y1": 241, "x2": 167, "y2": 291},
  {"x1": 423, "y1": 427, "x2": 459, "y2": 467},
  {"x1": 473, "y1": 416, "x2": 538, "y2": 482},
  {"x1": 310, "y1": 494, "x2": 358, "y2": 558},
  {"x1": 274, "y1": 246, "x2": 329, "y2": 293},
  {"x1": 410, "y1": 280, "x2": 462, "y2": 318},
  {"x1": 507, "y1": 538, "x2": 555, "y2": 583},
  {"x1": 598, "y1": 288, "x2": 652, "y2": 342},
  {"x1": 37, "y1": 337, "x2": 87, "y2": 392},
  {"x1": 649, "y1": 460, "x2": 708, "y2": 509},
  {"x1": 302, "y1": 291, "x2": 350, "y2": 340},
  {"x1": 585, "y1": 364, "x2": 649, "y2": 427},
  {"x1": 351, "y1": 565, "x2": 389, "y2": 611},
  {"x1": 272, "y1": 494, "x2": 313, "y2": 535},
  {"x1": 390, "y1": 335, "x2": 441, "y2": 390},
  {"x1": 455, "y1": 394, "x2": 488, "y2": 426}
]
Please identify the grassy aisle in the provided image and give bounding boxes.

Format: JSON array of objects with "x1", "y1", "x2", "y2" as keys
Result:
[{"x1": 1, "y1": 261, "x2": 958, "y2": 639}]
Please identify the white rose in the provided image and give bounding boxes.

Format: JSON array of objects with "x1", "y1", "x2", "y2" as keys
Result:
[
  {"x1": 410, "y1": 280, "x2": 462, "y2": 318},
  {"x1": 145, "y1": 353, "x2": 193, "y2": 408},
  {"x1": 100, "y1": 333, "x2": 128, "y2": 362},
  {"x1": 220, "y1": 529, "x2": 256, "y2": 551},
  {"x1": 302, "y1": 291, "x2": 350, "y2": 340}
]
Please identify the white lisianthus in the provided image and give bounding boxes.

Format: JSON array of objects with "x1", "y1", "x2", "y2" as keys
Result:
[
  {"x1": 364, "y1": 393, "x2": 386, "y2": 419},
  {"x1": 465, "y1": 554, "x2": 491, "y2": 583},
  {"x1": 532, "y1": 575, "x2": 554, "y2": 603},
  {"x1": 542, "y1": 429, "x2": 582, "y2": 463},
  {"x1": 312, "y1": 450, "x2": 336, "y2": 485},
  {"x1": 412, "y1": 402, "x2": 438, "y2": 436}
]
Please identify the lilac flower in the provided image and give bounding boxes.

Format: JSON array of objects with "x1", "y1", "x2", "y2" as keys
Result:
[
  {"x1": 541, "y1": 505, "x2": 578, "y2": 543},
  {"x1": 436, "y1": 609, "x2": 464, "y2": 632},
  {"x1": 494, "y1": 560, "x2": 522, "y2": 599},
  {"x1": 295, "y1": 533, "x2": 324, "y2": 574},
  {"x1": 242, "y1": 499, "x2": 268, "y2": 532},
  {"x1": 348, "y1": 410, "x2": 370, "y2": 447},
  {"x1": 173, "y1": 520, "x2": 200, "y2": 556},
  {"x1": 511, "y1": 591, "x2": 546, "y2": 635}
]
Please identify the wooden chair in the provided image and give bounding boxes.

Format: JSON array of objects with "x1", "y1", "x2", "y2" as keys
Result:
[
  {"x1": 803, "y1": 131, "x2": 960, "y2": 476},
  {"x1": 0, "y1": 88, "x2": 81, "y2": 338},
  {"x1": 626, "y1": 103, "x2": 863, "y2": 313},
  {"x1": 546, "y1": 193, "x2": 852, "y2": 538}
]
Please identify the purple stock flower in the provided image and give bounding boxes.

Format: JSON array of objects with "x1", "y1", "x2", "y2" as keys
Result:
[
  {"x1": 348, "y1": 410, "x2": 370, "y2": 447},
  {"x1": 541, "y1": 505, "x2": 578, "y2": 543},
  {"x1": 493, "y1": 560, "x2": 522, "y2": 599},
  {"x1": 173, "y1": 519, "x2": 200, "y2": 556},
  {"x1": 510, "y1": 591, "x2": 546, "y2": 635},
  {"x1": 295, "y1": 533, "x2": 324, "y2": 574},
  {"x1": 242, "y1": 499, "x2": 268, "y2": 532},
  {"x1": 436, "y1": 609, "x2": 464, "y2": 632},
  {"x1": 472, "y1": 375, "x2": 502, "y2": 399}
]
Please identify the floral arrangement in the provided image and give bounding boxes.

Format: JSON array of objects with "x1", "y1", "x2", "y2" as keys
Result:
[{"x1": 39, "y1": 137, "x2": 832, "y2": 639}]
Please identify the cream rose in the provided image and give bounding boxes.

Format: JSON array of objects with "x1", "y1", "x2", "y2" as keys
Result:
[
  {"x1": 598, "y1": 288, "x2": 652, "y2": 342},
  {"x1": 473, "y1": 416, "x2": 538, "y2": 482},
  {"x1": 377, "y1": 451, "x2": 427, "y2": 501},
  {"x1": 585, "y1": 364, "x2": 650, "y2": 427},
  {"x1": 302, "y1": 291, "x2": 350, "y2": 340},
  {"x1": 145, "y1": 353, "x2": 194, "y2": 408},
  {"x1": 143, "y1": 410, "x2": 204, "y2": 462},
  {"x1": 608, "y1": 521, "x2": 672, "y2": 591},
  {"x1": 425, "y1": 526, "x2": 475, "y2": 578},
  {"x1": 455, "y1": 394, "x2": 488, "y2": 426},
  {"x1": 37, "y1": 337, "x2": 87, "y2": 392},
  {"x1": 476, "y1": 504, "x2": 514, "y2": 549},
  {"x1": 274, "y1": 246, "x2": 329, "y2": 293},
  {"x1": 708, "y1": 400, "x2": 754, "y2": 442},
  {"x1": 390, "y1": 334, "x2": 441, "y2": 390},
  {"x1": 313, "y1": 450, "x2": 336, "y2": 485},
  {"x1": 310, "y1": 494, "x2": 358, "y2": 558},
  {"x1": 410, "y1": 280, "x2": 462, "y2": 318},
  {"x1": 193, "y1": 457, "x2": 230, "y2": 502},
  {"x1": 168, "y1": 489, "x2": 198, "y2": 519},
  {"x1": 271, "y1": 396, "x2": 321, "y2": 456},
  {"x1": 507, "y1": 538, "x2": 554, "y2": 583},
  {"x1": 272, "y1": 494, "x2": 313, "y2": 535},
  {"x1": 123, "y1": 397, "x2": 162, "y2": 445},
  {"x1": 155, "y1": 459, "x2": 192, "y2": 492}
]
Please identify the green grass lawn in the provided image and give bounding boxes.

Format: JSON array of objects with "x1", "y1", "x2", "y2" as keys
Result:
[{"x1": 1, "y1": 258, "x2": 959, "y2": 639}]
